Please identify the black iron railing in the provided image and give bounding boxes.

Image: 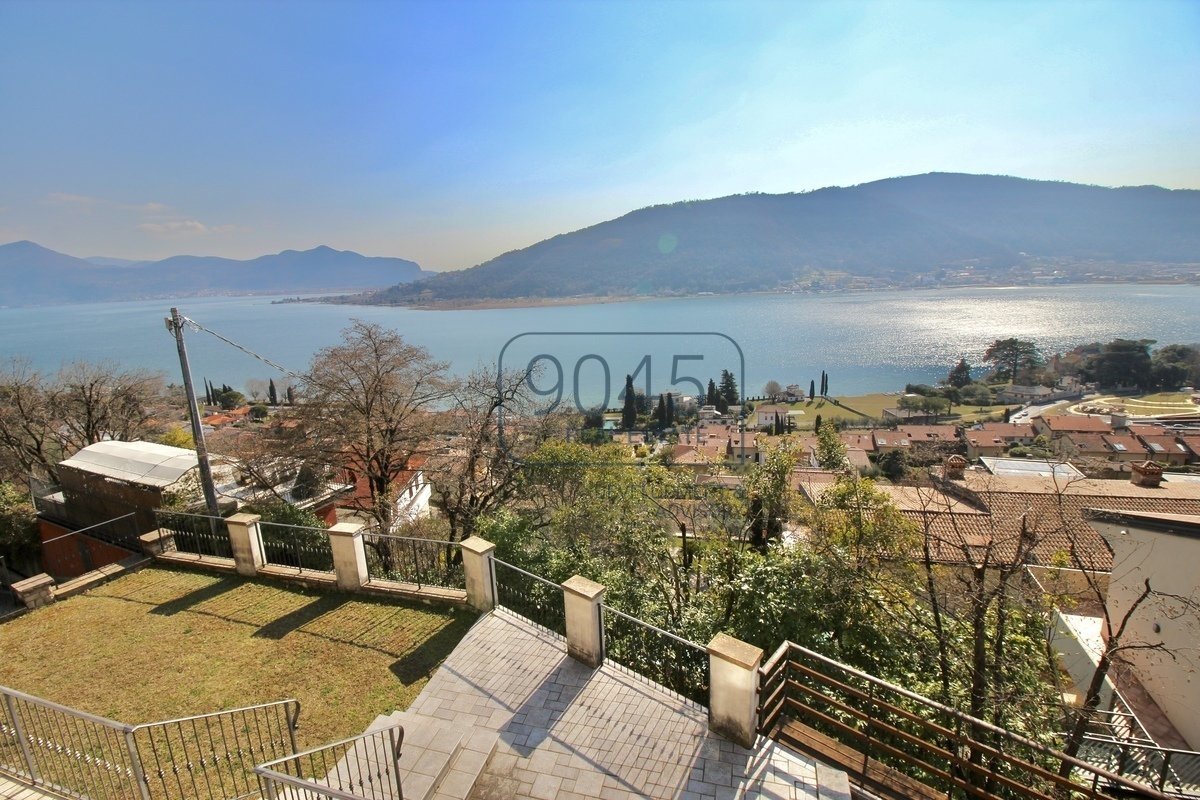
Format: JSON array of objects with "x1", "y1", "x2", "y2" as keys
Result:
[
  {"x1": 258, "y1": 521, "x2": 334, "y2": 573},
  {"x1": 155, "y1": 511, "x2": 232, "y2": 559},
  {"x1": 363, "y1": 533, "x2": 463, "y2": 589},
  {"x1": 601, "y1": 604, "x2": 708, "y2": 707},
  {"x1": 492, "y1": 559, "x2": 566, "y2": 637}
]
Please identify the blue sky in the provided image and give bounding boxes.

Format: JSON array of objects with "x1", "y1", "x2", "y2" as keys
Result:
[{"x1": 1, "y1": 0, "x2": 1197, "y2": 269}]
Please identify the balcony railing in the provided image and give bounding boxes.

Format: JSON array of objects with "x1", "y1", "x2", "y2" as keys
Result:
[
  {"x1": 254, "y1": 725, "x2": 404, "y2": 800},
  {"x1": 492, "y1": 559, "x2": 566, "y2": 637},
  {"x1": 601, "y1": 604, "x2": 708, "y2": 707},
  {"x1": 155, "y1": 511, "x2": 232, "y2": 559},
  {"x1": 258, "y1": 521, "x2": 335, "y2": 573},
  {"x1": 363, "y1": 533, "x2": 464, "y2": 589},
  {"x1": 757, "y1": 641, "x2": 1174, "y2": 800},
  {"x1": 1, "y1": 684, "x2": 301, "y2": 800}
]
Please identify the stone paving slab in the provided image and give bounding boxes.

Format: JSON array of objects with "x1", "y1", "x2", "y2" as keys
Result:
[
  {"x1": 405, "y1": 609, "x2": 842, "y2": 799},
  {"x1": 0, "y1": 774, "x2": 63, "y2": 800}
]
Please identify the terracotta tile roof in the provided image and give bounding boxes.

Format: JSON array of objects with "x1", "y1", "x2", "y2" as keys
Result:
[
  {"x1": 1042, "y1": 416, "x2": 1113, "y2": 433},
  {"x1": 1136, "y1": 435, "x2": 1192, "y2": 456},
  {"x1": 896, "y1": 425, "x2": 960, "y2": 441},
  {"x1": 971, "y1": 423, "x2": 1035, "y2": 437}
]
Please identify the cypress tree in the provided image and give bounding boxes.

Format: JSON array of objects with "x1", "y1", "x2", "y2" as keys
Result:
[
  {"x1": 621, "y1": 374, "x2": 637, "y2": 429},
  {"x1": 665, "y1": 393, "x2": 675, "y2": 425},
  {"x1": 718, "y1": 369, "x2": 739, "y2": 406},
  {"x1": 655, "y1": 394, "x2": 667, "y2": 426},
  {"x1": 268, "y1": 378, "x2": 278, "y2": 406},
  {"x1": 706, "y1": 379, "x2": 719, "y2": 407},
  {"x1": 809, "y1": 379, "x2": 816, "y2": 400},
  {"x1": 814, "y1": 413, "x2": 822, "y2": 432},
  {"x1": 286, "y1": 385, "x2": 295, "y2": 405}
]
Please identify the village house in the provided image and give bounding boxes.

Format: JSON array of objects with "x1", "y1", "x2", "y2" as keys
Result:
[
  {"x1": 1031, "y1": 414, "x2": 1113, "y2": 439},
  {"x1": 963, "y1": 422, "x2": 1036, "y2": 459},
  {"x1": 339, "y1": 454, "x2": 432, "y2": 530},
  {"x1": 1086, "y1": 507, "x2": 1200, "y2": 749},
  {"x1": 754, "y1": 403, "x2": 790, "y2": 429}
]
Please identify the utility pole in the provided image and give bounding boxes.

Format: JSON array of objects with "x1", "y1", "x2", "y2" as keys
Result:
[{"x1": 167, "y1": 308, "x2": 221, "y2": 521}]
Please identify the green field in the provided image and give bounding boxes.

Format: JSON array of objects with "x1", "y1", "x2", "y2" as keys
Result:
[{"x1": 753, "y1": 393, "x2": 1016, "y2": 430}]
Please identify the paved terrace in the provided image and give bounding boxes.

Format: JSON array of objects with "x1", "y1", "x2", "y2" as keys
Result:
[{"x1": 406, "y1": 609, "x2": 850, "y2": 800}]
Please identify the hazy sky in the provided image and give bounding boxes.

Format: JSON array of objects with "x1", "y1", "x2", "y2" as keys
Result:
[{"x1": 1, "y1": 0, "x2": 1197, "y2": 270}]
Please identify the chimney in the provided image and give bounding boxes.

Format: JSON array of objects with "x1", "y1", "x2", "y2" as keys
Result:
[
  {"x1": 944, "y1": 455, "x2": 968, "y2": 480},
  {"x1": 1130, "y1": 460, "x2": 1163, "y2": 488},
  {"x1": 1111, "y1": 412, "x2": 1128, "y2": 430}
]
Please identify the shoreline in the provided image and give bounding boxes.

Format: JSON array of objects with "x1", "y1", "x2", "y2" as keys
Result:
[{"x1": 317, "y1": 278, "x2": 1200, "y2": 312}]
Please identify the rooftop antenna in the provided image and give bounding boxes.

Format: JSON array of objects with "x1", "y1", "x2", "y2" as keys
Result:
[{"x1": 166, "y1": 308, "x2": 221, "y2": 522}]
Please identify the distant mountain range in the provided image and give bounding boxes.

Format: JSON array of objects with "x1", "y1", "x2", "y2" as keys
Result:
[
  {"x1": 356, "y1": 173, "x2": 1200, "y2": 305},
  {"x1": 0, "y1": 242, "x2": 425, "y2": 306}
]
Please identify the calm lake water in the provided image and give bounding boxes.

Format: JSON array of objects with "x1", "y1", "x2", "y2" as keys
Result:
[{"x1": 2, "y1": 285, "x2": 1198, "y2": 404}]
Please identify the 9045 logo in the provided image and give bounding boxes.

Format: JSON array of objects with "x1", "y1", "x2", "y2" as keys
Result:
[{"x1": 496, "y1": 331, "x2": 744, "y2": 456}]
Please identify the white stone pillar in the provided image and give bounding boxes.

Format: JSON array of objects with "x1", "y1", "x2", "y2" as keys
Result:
[
  {"x1": 460, "y1": 536, "x2": 497, "y2": 612},
  {"x1": 328, "y1": 522, "x2": 368, "y2": 591},
  {"x1": 225, "y1": 512, "x2": 264, "y2": 577},
  {"x1": 563, "y1": 575, "x2": 605, "y2": 668},
  {"x1": 707, "y1": 632, "x2": 763, "y2": 748}
]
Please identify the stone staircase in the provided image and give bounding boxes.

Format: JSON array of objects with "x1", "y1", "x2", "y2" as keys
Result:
[{"x1": 363, "y1": 710, "x2": 498, "y2": 800}]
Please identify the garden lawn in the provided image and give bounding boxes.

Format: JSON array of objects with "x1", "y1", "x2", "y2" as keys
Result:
[
  {"x1": 0, "y1": 566, "x2": 477, "y2": 748},
  {"x1": 765, "y1": 394, "x2": 1014, "y2": 429}
]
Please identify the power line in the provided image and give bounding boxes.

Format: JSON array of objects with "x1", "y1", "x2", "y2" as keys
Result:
[{"x1": 172, "y1": 314, "x2": 307, "y2": 381}]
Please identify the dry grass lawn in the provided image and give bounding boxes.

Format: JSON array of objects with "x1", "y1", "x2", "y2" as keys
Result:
[{"x1": 0, "y1": 567, "x2": 477, "y2": 747}]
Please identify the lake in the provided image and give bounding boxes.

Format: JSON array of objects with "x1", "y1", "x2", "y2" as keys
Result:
[{"x1": 2, "y1": 285, "x2": 1198, "y2": 406}]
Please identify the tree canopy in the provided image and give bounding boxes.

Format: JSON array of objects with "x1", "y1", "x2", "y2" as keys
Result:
[{"x1": 982, "y1": 338, "x2": 1043, "y2": 383}]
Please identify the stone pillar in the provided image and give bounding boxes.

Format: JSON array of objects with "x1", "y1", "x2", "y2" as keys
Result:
[
  {"x1": 12, "y1": 574, "x2": 56, "y2": 609},
  {"x1": 460, "y1": 536, "x2": 496, "y2": 612},
  {"x1": 139, "y1": 529, "x2": 176, "y2": 556},
  {"x1": 225, "y1": 512, "x2": 265, "y2": 577},
  {"x1": 327, "y1": 522, "x2": 368, "y2": 591},
  {"x1": 707, "y1": 632, "x2": 763, "y2": 748},
  {"x1": 562, "y1": 575, "x2": 605, "y2": 669}
]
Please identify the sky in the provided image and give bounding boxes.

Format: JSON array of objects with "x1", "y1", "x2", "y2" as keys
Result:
[{"x1": 1, "y1": 0, "x2": 1197, "y2": 270}]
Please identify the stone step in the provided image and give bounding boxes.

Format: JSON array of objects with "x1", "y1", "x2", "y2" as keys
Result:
[{"x1": 384, "y1": 711, "x2": 498, "y2": 800}]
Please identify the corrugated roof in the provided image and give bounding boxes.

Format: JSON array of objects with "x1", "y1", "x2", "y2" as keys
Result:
[{"x1": 59, "y1": 440, "x2": 199, "y2": 488}]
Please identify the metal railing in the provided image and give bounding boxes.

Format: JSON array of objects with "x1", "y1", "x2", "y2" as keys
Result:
[
  {"x1": 757, "y1": 642, "x2": 1173, "y2": 800},
  {"x1": 362, "y1": 533, "x2": 463, "y2": 590},
  {"x1": 1079, "y1": 734, "x2": 1200, "y2": 798},
  {"x1": 1, "y1": 684, "x2": 147, "y2": 800},
  {"x1": 1, "y1": 684, "x2": 301, "y2": 800},
  {"x1": 600, "y1": 604, "x2": 709, "y2": 707},
  {"x1": 130, "y1": 700, "x2": 301, "y2": 800},
  {"x1": 254, "y1": 725, "x2": 404, "y2": 800},
  {"x1": 156, "y1": 510, "x2": 233, "y2": 559},
  {"x1": 258, "y1": 521, "x2": 334, "y2": 573},
  {"x1": 492, "y1": 559, "x2": 566, "y2": 636}
]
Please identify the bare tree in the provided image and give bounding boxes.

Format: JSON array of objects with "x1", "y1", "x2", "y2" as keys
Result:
[
  {"x1": 0, "y1": 358, "x2": 170, "y2": 482},
  {"x1": 244, "y1": 378, "x2": 268, "y2": 403},
  {"x1": 427, "y1": 363, "x2": 566, "y2": 543},
  {"x1": 295, "y1": 322, "x2": 451, "y2": 533}
]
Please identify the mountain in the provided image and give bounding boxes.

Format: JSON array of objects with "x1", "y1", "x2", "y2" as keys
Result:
[
  {"x1": 361, "y1": 173, "x2": 1200, "y2": 304},
  {"x1": 0, "y1": 243, "x2": 425, "y2": 306},
  {"x1": 84, "y1": 256, "x2": 148, "y2": 267}
]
